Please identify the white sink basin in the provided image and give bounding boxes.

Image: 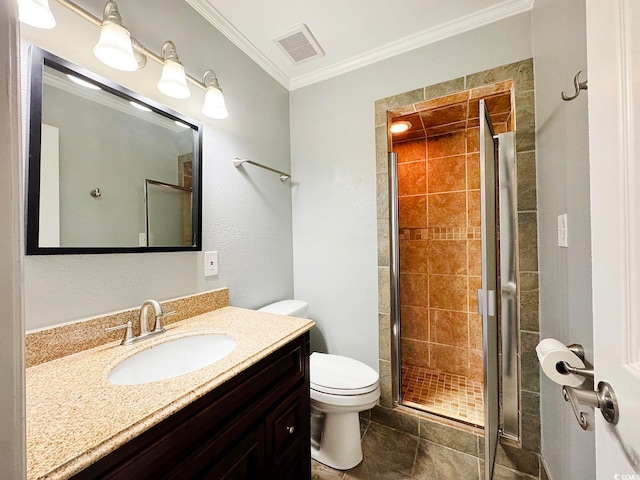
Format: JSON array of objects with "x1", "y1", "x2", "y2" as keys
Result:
[{"x1": 108, "y1": 333, "x2": 237, "y2": 385}]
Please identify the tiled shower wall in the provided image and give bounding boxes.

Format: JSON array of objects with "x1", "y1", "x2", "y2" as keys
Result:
[
  {"x1": 375, "y1": 59, "x2": 544, "y2": 477},
  {"x1": 395, "y1": 88, "x2": 513, "y2": 386},
  {"x1": 395, "y1": 131, "x2": 484, "y2": 384}
]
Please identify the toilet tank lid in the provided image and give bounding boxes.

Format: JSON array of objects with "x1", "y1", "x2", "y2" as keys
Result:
[{"x1": 257, "y1": 299, "x2": 309, "y2": 317}]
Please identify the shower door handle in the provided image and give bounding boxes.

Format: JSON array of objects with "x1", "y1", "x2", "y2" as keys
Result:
[{"x1": 477, "y1": 289, "x2": 497, "y2": 316}]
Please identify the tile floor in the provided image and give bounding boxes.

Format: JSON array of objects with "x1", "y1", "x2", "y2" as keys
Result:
[
  {"x1": 311, "y1": 418, "x2": 538, "y2": 480},
  {"x1": 401, "y1": 365, "x2": 484, "y2": 426}
]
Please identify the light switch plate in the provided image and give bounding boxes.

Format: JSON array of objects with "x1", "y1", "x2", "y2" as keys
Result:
[
  {"x1": 557, "y1": 214, "x2": 568, "y2": 248},
  {"x1": 204, "y1": 251, "x2": 218, "y2": 276}
]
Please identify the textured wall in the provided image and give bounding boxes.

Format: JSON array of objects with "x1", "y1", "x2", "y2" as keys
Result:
[
  {"x1": 531, "y1": 0, "x2": 595, "y2": 478},
  {"x1": 0, "y1": 2, "x2": 25, "y2": 476},
  {"x1": 21, "y1": 0, "x2": 293, "y2": 329}
]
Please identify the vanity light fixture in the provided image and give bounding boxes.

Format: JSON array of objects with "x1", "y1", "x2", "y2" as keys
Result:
[
  {"x1": 389, "y1": 121, "x2": 412, "y2": 134},
  {"x1": 93, "y1": 1, "x2": 138, "y2": 71},
  {"x1": 18, "y1": 0, "x2": 56, "y2": 29},
  {"x1": 19, "y1": 0, "x2": 229, "y2": 119},
  {"x1": 66, "y1": 74, "x2": 101, "y2": 90},
  {"x1": 201, "y1": 70, "x2": 229, "y2": 119},
  {"x1": 157, "y1": 41, "x2": 191, "y2": 99}
]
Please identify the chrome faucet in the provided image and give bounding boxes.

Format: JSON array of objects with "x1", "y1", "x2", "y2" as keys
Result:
[{"x1": 106, "y1": 299, "x2": 175, "y2": 346}]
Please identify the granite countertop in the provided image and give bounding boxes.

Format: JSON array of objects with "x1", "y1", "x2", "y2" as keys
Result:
[{"x1": 26, "y1": 306, "x2": 314, "y2": 480}]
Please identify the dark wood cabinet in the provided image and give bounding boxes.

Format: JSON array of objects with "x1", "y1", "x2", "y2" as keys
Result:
[{"x1": 72, "y1": 333, "x2": 311, "y2": 480}]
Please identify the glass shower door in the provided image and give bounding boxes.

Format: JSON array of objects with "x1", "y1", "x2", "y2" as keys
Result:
[{"x1": 479, "y1": 99, "x2": 499, "y2": 480}]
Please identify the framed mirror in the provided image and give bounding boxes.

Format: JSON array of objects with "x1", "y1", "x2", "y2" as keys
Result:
[{"x1": 26, "y1": 47, "x2": 203, "y2": 255}]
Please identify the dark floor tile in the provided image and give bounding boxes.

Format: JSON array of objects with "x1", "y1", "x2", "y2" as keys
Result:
[
  {"x1": 495, "y1": 443, "x2": 539, "y2": 477},
  {"x1": 312, "y1": 459, "x2": 345, "y2": 480},
  {"x1": 359, "y1": 422, "x2": 419, "y2": 476},
  {"x1": 371, "y1": 405, "x2": 420, "y2": 436},
  {"x1": 413, "y1": 440, "x2": 480, "y2": 480},
  {"x1": 360, "y1": 417, "x2": 370, "y2": 439},
  {"x1": 418, "y1": 417, "x2": 479, "y2": 456},
  {"x1": 493, "y1": 464, "x2": 539, "y2": 480},
  {"x1": 343, "y1": 459, "x2": 412, "y2": 480}
]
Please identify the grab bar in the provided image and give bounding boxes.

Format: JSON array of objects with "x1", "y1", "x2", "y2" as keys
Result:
[{"x1": 233, "y1": 158, "x2": 290, "y2": 182}]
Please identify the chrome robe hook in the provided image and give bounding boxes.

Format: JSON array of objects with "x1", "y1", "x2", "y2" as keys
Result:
[{"x1": 561, "y1": 71, "x2": 588, "y2": 101}]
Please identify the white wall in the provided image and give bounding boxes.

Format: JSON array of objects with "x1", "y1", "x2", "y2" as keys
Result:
[
  {"x1": 531, "y1": 0, "x2": 595, "y2": 478},
  {"x1": 21, "y1": 0, "x2": 293, "y2": 329},
  {"x1": 0, "y1": 2, "x2": 25, "y2": 477},
  {"x1": 290, "y1": 13, "x2": 533, "y2": 369}
]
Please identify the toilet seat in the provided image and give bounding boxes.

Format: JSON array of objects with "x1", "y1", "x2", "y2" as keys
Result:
[
  {"x1": 311, "y1": 382, "x2": 378, "y2": 396},
  {"x1": 310, "y1": 352, "x2": 379, "y2": 396}
]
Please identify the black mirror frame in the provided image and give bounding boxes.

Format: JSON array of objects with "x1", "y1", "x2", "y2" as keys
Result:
[{"x1": 26, "y1": 47, "x2": 203, "y2": 255}]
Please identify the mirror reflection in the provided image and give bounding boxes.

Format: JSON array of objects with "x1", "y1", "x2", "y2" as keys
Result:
[{"x1": 27, "y1": 47, "x2": 202, "y2": 254}]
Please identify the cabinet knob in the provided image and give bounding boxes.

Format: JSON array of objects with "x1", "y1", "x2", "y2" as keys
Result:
[{"x1": 285, "y1": 425, "x2": 295, "y2": 435}]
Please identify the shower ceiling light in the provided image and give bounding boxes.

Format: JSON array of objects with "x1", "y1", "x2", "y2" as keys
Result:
[
  {"x1": 18, "y1": 0, "x2": 55, "y2": 29},
  {"x1": 390, "y1": 121, "x2": 412, "y2": 134},
  {"x1": 157, "y1": 41, "x2": 191, "y2": 99},
  {"x1": 93, "y1": 1, "x2": 138, "y2": 71},
  {"x1": 201, "y1": 70, "x2": 229, "y2": 119},
  {"x1": 18, "y1": 0, "x2": 229, "y2": 120}
]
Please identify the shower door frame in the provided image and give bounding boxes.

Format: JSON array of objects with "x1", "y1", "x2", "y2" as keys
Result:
[{"x1": 387, "y1": 115, "x2": 520, "y2": 440}]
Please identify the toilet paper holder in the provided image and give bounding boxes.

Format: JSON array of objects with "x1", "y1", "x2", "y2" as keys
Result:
[
  {"x1": 557, "y1": 344, "x2": 594, "y2": 379},
  {"x1": 558, "y1": 343, "x2": 619, "y2": 430}
]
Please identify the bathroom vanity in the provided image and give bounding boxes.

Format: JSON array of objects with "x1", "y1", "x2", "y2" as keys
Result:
[
  {"x1": 26, "y1": 304, "x2": 314, "y2": 480},
  {"x1": 73, "y1": 333, "x2": 310, "y2": 479}
]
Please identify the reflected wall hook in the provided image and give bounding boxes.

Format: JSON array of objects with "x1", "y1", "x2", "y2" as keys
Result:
[
  {"x1": 561, "y1": 71, "x2": 588, "y2": 101},
  {"x1": 90, "y1": 188, "x2": 102, "y2": 198}
]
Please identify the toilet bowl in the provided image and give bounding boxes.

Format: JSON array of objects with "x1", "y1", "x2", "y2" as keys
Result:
[{"x1": 258, "y1": 300, "x2": 380, "y2": 470}]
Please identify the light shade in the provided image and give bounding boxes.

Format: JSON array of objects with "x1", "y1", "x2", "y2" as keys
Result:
[
  {"x1": 201, "y1": 70, "x2": 228, "y2": 119},
  {"x1": 202, "y1": 86, "x2": 228, "y2": 119},
  {"x1": 157, "y1": 41, "x2": 190, "y2": 99},
  {"x1": 19, "y1": 0, "x2": 56, "y2": 29},
  {"x1": 93, "y1": 22, "x2": 138, "y2": 71}
]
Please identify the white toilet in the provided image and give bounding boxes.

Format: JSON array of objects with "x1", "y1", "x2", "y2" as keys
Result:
[{"x1": 258, "y1": 300, "x2": 380, "y2": 470}]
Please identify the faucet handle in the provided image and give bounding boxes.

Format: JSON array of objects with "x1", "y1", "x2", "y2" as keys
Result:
[
  {"x1": 154, "y1": 311, "x2": 176, "y2": 332},
  {"x1": 105, "y1": 321, "x2": 134, "y2": 345}
]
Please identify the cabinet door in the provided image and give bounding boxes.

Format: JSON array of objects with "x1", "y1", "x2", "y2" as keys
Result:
[
  {"x1": 199, "y1": 424, "x2": 266, "y2": 480},
  {"x1": 164, "y1": 423, "x2": 266, "y2": 480}
]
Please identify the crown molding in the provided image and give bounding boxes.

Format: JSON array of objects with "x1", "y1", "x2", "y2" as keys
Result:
[
  {"x1": 289, "y1": 0, "x2": 534, "y2": 90},
  {"x1": 184, "y1": 0, "x2": 291, "y2": 89},
  {"x1": 186, "y1": 0, "x2": 534, "y2": 91}
]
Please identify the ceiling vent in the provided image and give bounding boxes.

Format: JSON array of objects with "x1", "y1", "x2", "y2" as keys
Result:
[{"x1": 273, "y1": 24, "x2": 325, "y2": 64}]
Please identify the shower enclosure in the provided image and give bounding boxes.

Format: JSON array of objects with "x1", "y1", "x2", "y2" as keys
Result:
[{"x1": 387, "y1": 88, "x2": 520, "y2": 479}]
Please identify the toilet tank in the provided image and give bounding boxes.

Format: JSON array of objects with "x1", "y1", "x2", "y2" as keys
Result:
[{"x1": 258, "y1": 300, "x2": 309, "y2": 318}]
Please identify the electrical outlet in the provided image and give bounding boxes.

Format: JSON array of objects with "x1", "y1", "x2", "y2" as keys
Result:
[
  {"x1": 139, "y1": 233, "x2": 146, "y2": 246},
  {"x1": 204, "y1": 251, "x2": 218, "y2": 276},
  {"x1": 557, "y1": 214, "x2": 568, "y2": 248}
]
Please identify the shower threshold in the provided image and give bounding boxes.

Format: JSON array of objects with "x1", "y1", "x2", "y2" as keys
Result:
[{"x1": 401, "y1": 365, "x2": 484, "y2": 427}]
